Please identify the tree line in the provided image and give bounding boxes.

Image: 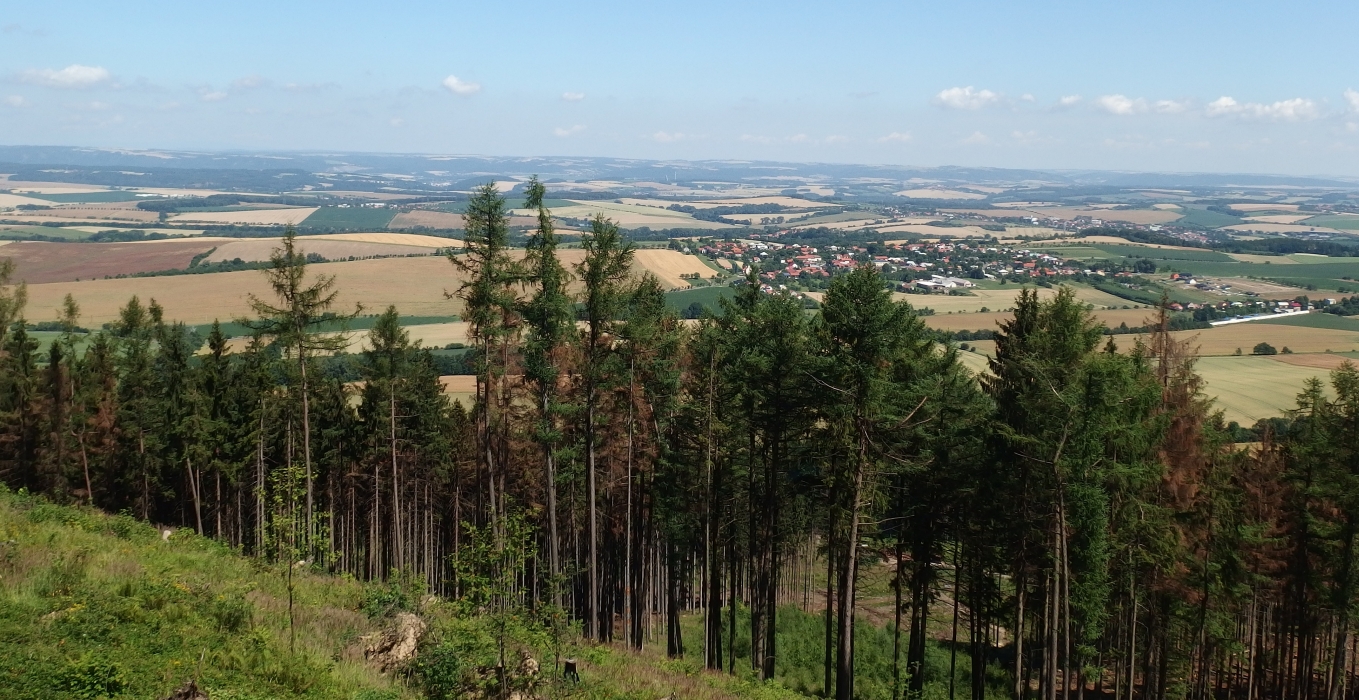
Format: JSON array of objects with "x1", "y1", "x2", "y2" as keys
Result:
[{"x1": 4, "y1": 178, "x2": 1359, "y2": 700}]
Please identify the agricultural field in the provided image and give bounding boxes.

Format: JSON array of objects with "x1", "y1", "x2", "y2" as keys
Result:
[
  {"x1": 2, "y1": 238, "x2": 229, "y2": 283},
  {"x1": 388, "y1": 210, "x2": 465, "y2": 229},
  {"x1": 169, "y1": 207, "x2": 317, "y2": 225},
  {"x1": 202, "y1": 238, "x2": 445, "y2": 264},
  {"x1": 21, "y1": 248, "x2": 716, "y2": 326},
  {"x1": 300, "y1": 206, "x2": 398, "y2": 230},
  {"x1": 1298, "y1": 214, "x2": 1359, "y2": 230},
  {"x1": 900, "y1": 283, "x2": 1137, "y2": 315}
]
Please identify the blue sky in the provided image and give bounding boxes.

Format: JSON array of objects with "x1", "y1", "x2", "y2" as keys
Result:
[{"x1": 2, "y1": 1, "x2": 1358, "y2": 175}]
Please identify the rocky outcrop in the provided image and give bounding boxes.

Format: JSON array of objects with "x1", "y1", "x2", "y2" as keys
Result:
[{"x1": 362, "y1": 612, "x2": 427, "y2": 672}]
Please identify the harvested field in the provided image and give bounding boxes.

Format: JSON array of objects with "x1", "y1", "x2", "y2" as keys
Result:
[
  {"x1": 204, "y1": 239, "x2": 441, "y2": 264},
  {"x1": 950, "y1": 207, "x2": 1182, "y2": 225},
  {"x1": 1229, "y1": 203, "x2": 1300, "y2": 212},
  {"x1": 1127, "y1": 324, "x2": 1359, "y2": 356},
  {"x1": 1271, "y1": 353, "x2": 1357, "y2": 370},
  {"x1": 0, "y1": 193, "x2": 55, "y2": 207},
  {"x1": 1213, "y1": 278, "x2": 1303, "y2": 297},
  {"x1": 439, "y1": 375, "x2": 477, "y2": 406},
  {"x1": 632, "y1": 249, "x2": 716, "y2": 288},
  {"x1": 549, "y1": 202, "x2": 732, "y2": 229},
  {"x1": 389, "y1": 211, "x2": 465, "y2": 229},
  {"x1": 63, "y1": 226, "x2": 208, "y2": 236},
  {"x1": 902, "y1": 285, "x2": 1136, "y2": 315},
  {"x1": 16, "y1": 204, "x2": 159, "y2": 223},
  {"x1": 24, "y1": 248, "x2": 713, "y2": 325},
  {"x1": 0, "y1": 239, "x2": 221, "y2": 283},
  {"x1": 169, "y1": 208, "x2": 317, "y2": 225}
]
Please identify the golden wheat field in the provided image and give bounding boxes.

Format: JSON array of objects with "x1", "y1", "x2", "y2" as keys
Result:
[
  {"x1": 169, "y1": 208, "x2": 318, "y2": 226},
  {"x1": 23, "y1": 248, "x2": 712, "y2": 325},
  {"x1": 1127, "y1": 324, "x2": 1359, "y2": 357}
]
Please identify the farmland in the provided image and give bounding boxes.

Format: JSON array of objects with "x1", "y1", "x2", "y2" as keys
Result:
[
  {"x1": 21, "y1": 248, "x2": 717, "y2": 325},
  {"x1": 300, "y1": 205, "x2": 398, "y2": 230}
]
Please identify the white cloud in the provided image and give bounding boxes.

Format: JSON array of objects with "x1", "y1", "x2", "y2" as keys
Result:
[
  {"x1": 1345, "y1": 89, "x2": 1359, "y2": 112},
  {"x1": 390, "y1": 118, "x2": 404, "y2": 127},
  {"x1": 1206, "y1": 96, "x2": 1318, "y2": 121},
  {"x1": 1012, "y1": 130, "x2": 1040, "y2": 144},
  {"x1": 561, "y1": 91, "x2": 585, "y2": 101},
  {"x1": 1020, "y1": 94, "x2": 1035, "y2": 102},
  {"x1": 878, "y1": 132, "x2": 912, "y2": 143},
  {"x1": 1097, "y1": 94, "x2": 1147, "y2": 115},
  {"x1": 232, "y1": 75, "x2": 266, "y2": 90},
  {"x1": 553, "y1": 124, "x2": 585, "y2": 137},
  {"x1": 442, "y1": 75, "x2": 481, "y2": 96},
  {"x1": 1154, "y1": 99, "x2": 1189, "y2": 114},
  {"x1": 740, "y1": 134, "x2": 774, "y2": 144},
  {"x1": 825, "y1": 135, "x2": 848, "y2": 144},
  {"x1": 200, "y1": 90, "x2": 228, "y2": 102},
  {"x1": 19, "y1": 64, "x2": 110, "y2": 88},
  {"x1": 961, "y1": 131, "x2": 990, "y2": 145},
  {"x1": 1058, "y1": 95, "x2": 1082, "y2": 107},
  {"x1": 935, "y1": 86, "x2": 1001, "y2": 110},
  {"x1": 3, "y1": 95, "x2": 29, "y2": 108},
  {"x1": 788, "y1": 133, "x2": 810, "y2": 143},
  {"x1": 652, "y1": 131, "x2": 685, "y2": 142}
]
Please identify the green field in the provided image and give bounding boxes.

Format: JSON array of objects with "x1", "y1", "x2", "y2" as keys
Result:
[
  {"x1": 300, "y1": 206, "x2": 398, "y2": 230},
  {"x1": 1175, "y1": 206, "x2": 1244, "y2": 228},
  {"x1": 1299, "y1": 215, "x2": 1359, "y2": 230},
  {"x1": 0, "y1": 225, "x2": 93, "y2": 240},
  {"x1": 665, "y1": 285, "x2": 735, "y2": 315},
  {"x1": 18, "y1": 191, "x2": 145, "y2": 204},
  {"x1": 1258, "y1": 313, "x2": 1359, "y2": 331},
  {"x1": 1150, "y1": 259, "x2": 1359, "y2": 292},
  {"x1": 1092, "y1": 243, "x2": 1236, "y2": 262}
]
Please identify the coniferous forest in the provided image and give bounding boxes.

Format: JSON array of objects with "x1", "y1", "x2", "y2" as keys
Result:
[{"x1": 8, "y1": 178, "x2": 1359, "y2": 700}]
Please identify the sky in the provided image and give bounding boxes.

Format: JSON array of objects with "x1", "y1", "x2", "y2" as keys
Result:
[{"x1": 2, "y1": 0, "x2": 1358, "y2": 176}]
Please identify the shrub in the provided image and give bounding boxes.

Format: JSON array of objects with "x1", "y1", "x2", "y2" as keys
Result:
[
  {"x1": 1252, "y1": 342, "x2": 1278, "y2": 355},
  {"x1": 55, "y1": 654, "x2": 126, "y2": 700}
]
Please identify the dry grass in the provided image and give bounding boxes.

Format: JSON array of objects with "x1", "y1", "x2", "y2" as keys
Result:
[{"x1": 169, "y1": 208, "x2": 318, "y2": 225}]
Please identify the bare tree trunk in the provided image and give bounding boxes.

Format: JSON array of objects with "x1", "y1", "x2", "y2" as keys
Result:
[{"x1": 835, "y1": 437, "x2": 867, "y2": 700}]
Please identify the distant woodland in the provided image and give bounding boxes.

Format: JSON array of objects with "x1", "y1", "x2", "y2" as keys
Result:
[{"x1": 4, "y1": 179, "x2": 1359, "y2": 700}]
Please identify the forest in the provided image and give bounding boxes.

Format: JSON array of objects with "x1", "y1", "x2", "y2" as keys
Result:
[{"x1": 4, "y1": 178, "x2": 1359, "y2": 700}]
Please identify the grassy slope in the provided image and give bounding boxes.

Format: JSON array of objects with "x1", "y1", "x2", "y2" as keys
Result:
[
  {"x1": 0, "y1": 487, "x2": 405, "y2": 700},
  {"x1": 5, "y1": 488, "x2": 939, "y2": 700}
]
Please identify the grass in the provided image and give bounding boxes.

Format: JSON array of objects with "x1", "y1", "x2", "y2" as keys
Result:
[
  {"x1": 301, "y1": 207, "x2": 399, "y2": 231},
  {"x1": 2, "y1": 486, "x2": 985, "y2": 700},
  {"x1": 0, "y1": 486, "x2": 403, "y2": 700}
]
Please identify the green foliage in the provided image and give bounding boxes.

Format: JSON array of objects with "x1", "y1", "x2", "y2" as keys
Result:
[
  {"x1": 1253, "y1": 342, "x2": 1278, "y2": 355},
  {"x1": 360, "y1": 569, "x2": 425, "y2": 619},
  {"x1": 298, "y1": 206, "x2": 398, "y2": 230},
  {"x1": 54, "y1": 654, "x2": 127, "y2": 699}
]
